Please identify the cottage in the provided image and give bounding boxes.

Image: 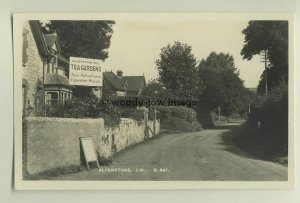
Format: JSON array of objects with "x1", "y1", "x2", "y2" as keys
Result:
[
  {"x1": 102, "y1": 70, "x2": 146, "y2": 97},
  {"x1": 22, "y1": 21, "x2": 72, "y2": 116}
]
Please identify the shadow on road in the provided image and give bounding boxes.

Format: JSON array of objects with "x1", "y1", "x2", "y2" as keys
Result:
[
  {"x1": 210, "y1": 125, "x2": 240, "y2": 130},
  {"x1": 215, "y1": 124, "x2": 267, "y2": 161}
]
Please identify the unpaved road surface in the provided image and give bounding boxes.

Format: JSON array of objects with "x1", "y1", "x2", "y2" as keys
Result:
[{"x1": 53, "y1": 125, "x2": 287, "y2": 181}]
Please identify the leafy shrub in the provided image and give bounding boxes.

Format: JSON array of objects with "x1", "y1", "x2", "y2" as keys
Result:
[
  {"x1": 261, "y1": 81, "x2": 288, "y2": 131},
  {"x1": 45, "y1": 96, "x2": 121, "y2": 127},
  {"x1": 120, "y1": 108, "x2": 144, "y2": 121},
  {"x1": 155, "y1": 106, "x2": 172, "y2": 118},
  {"x1": 45, "y1": 102, "x2": 65, "y2": 117},
  {"x1": 155, "y1": 106, "x2": 197, "y2": 123},
  {"x1": 64, "y1": 96, "x2": 100, "y2": 118},
  {"x1": 44, "y1": 95, "x2": 161, "y2": 128},
  {"x1": 161, "y1": 117, "x2": 202, "y2": 132},
  {"x1": 239, "y1": 81, "x2": 288, "y2": 158}
]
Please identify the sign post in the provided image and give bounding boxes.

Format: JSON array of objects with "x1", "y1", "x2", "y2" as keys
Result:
[{"x1": 69, "y1": 57, "x2": 103, "y2": 86}]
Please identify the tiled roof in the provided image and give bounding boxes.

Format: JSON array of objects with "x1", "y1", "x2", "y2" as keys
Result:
[
  {"x1": 103, "y1": 71, "x2": 126, "y2": 91},
  {"x1": 103, "y1": 71, "x2": 146, "y2": 92},
  {"x1": 44, "y1": 73, "x2": 69, "y2": 86},
  {"x1": 122, "y1": 76, "x2": 146, "y2": 92}
]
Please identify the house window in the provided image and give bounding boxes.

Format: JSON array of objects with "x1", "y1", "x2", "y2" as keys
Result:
[
  {"x1": 47, "y1": 57, "x2": 57, "y2": 74},
  {"x1": 47, "y1": 61, "x2": 51, "y2": 73},
  {"x1": 46, "y1": 92, "x2": 58, "y2": 105},
  {"x1": 51, "y1": 58, "x2": 55, "y2": 73}
]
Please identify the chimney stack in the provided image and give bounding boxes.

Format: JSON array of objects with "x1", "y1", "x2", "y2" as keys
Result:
[{"x1": 117, "y1": 70, "x2": 123, "y2": 77}]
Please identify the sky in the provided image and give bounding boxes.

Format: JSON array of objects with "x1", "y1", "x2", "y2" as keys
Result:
[{"x1": 103, "y1": 19, "x2": 263, "y2": 88}]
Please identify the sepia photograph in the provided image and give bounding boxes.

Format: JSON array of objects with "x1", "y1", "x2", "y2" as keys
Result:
[{"x1": 13, "y1": 13, "x2": 294, "y2": 190}]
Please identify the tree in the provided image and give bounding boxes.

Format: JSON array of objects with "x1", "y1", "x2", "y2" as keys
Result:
[
  {"x1": 198, "y1": 52, "x2": 249, "y2": 116},
  {"x1": 241, "y1": 21, "x2": 288, "y2": 94},
  {"x1": 140, "y1": 79, "x2": 177, "y2": 102},
  {"x1": 42, "y1": 20, "x2": 115, "y2": 60},
  {"x1": 155, "y1": 41, "x2": 204, "y2": 100},
  {"x1": 42, "y1": 20, "x2": 115, "y2": 98}
]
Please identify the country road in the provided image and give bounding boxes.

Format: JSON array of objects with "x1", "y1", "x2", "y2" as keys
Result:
[{"x1": 53, "y1": 124, "x2": 287, "y2": 181}]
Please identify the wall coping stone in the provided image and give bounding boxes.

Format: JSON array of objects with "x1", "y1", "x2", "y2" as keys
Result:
[{"x1": 25, "y1": 117, "x2": 104, "y2": 123}]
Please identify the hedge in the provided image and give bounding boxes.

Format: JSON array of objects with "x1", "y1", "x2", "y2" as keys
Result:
[{"x1": 155, "y1": 106, "x2": 197, "y2": 123}]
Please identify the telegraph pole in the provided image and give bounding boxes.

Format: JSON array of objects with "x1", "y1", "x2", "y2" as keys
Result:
[
  {"x1": 218, "y1": 106, "x2": 221, "y2": 124},
  {"x1": 260, "y1": 50, "x2": 269, "y2": 95}
]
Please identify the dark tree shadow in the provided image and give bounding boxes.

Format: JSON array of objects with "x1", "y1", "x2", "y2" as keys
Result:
[{"x1": 215, "y1": 124, "x2": 272, "y2": 161}]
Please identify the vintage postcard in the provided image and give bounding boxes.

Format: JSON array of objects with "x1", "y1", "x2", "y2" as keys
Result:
[{"x1": 14, "y1": 13, "x2": 294, "y2": 190}]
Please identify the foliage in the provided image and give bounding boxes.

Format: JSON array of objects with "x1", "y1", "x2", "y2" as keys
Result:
[
  {"x1": 197, "y1": 52, "x2": 252, "y2": 116},
  {"x1": 140, "y1": 79, "x2": 178, "y2": 101},
  {"x1": 243, "y1": 81, "x2": 288, "y2": 158},
  {"x1": 45, "y1": 95, "x2": 162, "y2": 128},
  {"x1": 42, "y1": 20, "x2": 115, "y2": 60},
  {"x1": 234, "y1": 119, "x2": 287, "y2": 163},
  {"x1": 160, "y1": 117, "x2": 202, "y2": 132},
  {"x1": 155, "y1": 41, "x2": 204, "y2": 100},
  {"x1": 63, "y1": 95, "x2": 100, "y2": 118},
  {"x1": 241, "y1": 21, "x2": 288, "y2": 94},
  {"x1": 120, "y1": 108, "x2": 144, "y2": 121},
  {"x1": 239, "y1": 21, "x2": 288, "y2": 159},
  {"x1": 72, "y1": 86, "x2": 95, "y2": 99},
  {"x1": 97, "y1": 100, "x2": 122, "y2": 128},
  {"x1": 155, "y1": 106, "x2": 197, "y2": 123},
  {"x1": 261, "y1": 81, "x2": 288, "y2": 132},
  {"x1": 42, "y1": 20, "x2": 115, "y2": 98}
]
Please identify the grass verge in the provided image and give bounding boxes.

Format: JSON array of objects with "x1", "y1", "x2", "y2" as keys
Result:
[{"x1": 225, "y1": 121, "x2": 288, "y2": 166}]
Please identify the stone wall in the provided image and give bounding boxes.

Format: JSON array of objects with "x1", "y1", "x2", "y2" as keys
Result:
[
  {"x1": 101, "y1": 119, "x2": 145, "y2": 158},
  {"x1": 23, "y1": 117, "x2": 160, "y2": 175},
  {"x1": 23, "y1": 117, "x2": 105, "y2": 175},
  {"x1": 22, "y1": 21, "x2": 44, "y2": 116}
]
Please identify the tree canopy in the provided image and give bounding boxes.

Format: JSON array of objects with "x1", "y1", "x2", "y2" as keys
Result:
[
  {"x1": 155, "y1": 41, "x2": 204, "y2": 99},
  {"x1": 140, "y1": 79, "x2": 177, "y2": 101},
  {"x1": 42, "y1": 20, "x2": 115, "y2": 98},
  {"x1": 198, "y1": 52, "x2": 249, "y2": 116},
  {"x1": 241, "y1": 21, "x2": 288, "y2": 94},
  {"x1": 43, "y1": 20, "x2": 115, "y2": 60}
]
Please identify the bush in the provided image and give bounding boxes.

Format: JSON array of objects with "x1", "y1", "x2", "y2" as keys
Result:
[
  {"x1": 120, "y1": 108, "x2": 144, "y2": 121},
  {"x1": 44, "y1": 96, "x2": 159, "y2": 128},
  {"x1": 155, "y1": 106, "x2": 197, "y2": 123},
  {"x1": 64, "y1": 96, "x2": 100, "y2": 118},
  {"x1": 161, "y1": 117, "x2": 202, "y2": 132},
  {"x1": 240, "y1": 81, "x2": 288, "y2": 159},
  {"x1": 196, "y1": 112, "x2": 214, "y2": 128},
  {"x1": 262, "y1": 81, "x2": 288, "y2": 131}
]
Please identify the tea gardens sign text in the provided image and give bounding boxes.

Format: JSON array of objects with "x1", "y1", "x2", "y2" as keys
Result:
[{"x1": 69, "y1": 57, "x2": 103, "y2": 86}]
